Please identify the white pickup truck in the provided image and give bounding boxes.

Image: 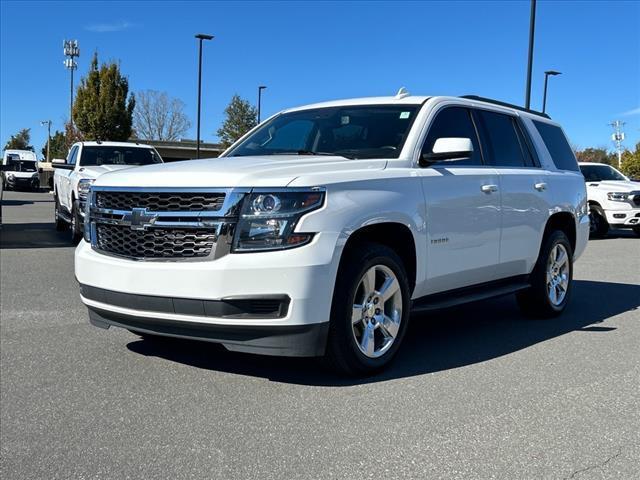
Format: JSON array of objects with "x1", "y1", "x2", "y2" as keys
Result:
[
  {"x1": 76, "y1": 93, "x2": 589, "y2": 375},
  {"x1": 579, "y1": 162, "x2": 640, "y2": 237},
  {"x1": 53, "y1": 141, "x2": 163, "y2": 241}
]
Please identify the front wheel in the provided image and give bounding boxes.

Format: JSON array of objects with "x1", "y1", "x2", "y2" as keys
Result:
[
  {"x1": 325, "y1": 243, "x2": 411, "y2": 376},
  {"x1": 633, "y1": 226, "x2": 640, "y2": 237},
  {"x1": 588, "y1": 205, "x2": 609, "y2": 238},
  {"x1": 517, "y1": 230, "x2": 573, "y2": 318},
  {"x1": 70, "y1": 200, "x2": 82, "y2": 243}
]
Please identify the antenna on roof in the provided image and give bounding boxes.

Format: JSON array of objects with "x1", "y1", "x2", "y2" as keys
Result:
[{"x1": 395, "y1": 87, "x2": 410, "y2": 99}]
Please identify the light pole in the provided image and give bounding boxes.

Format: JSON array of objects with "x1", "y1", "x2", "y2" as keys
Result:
[
  {"x1": 524, "y1": 0, "x2": 537, "y2": 109},
  {"x1": 41, "y1": 120, "x2": 52, "y2": 162},
  {"x1": 257, "y1": 85, "x2": 267, "y2": 123},
  {"x1": 63, "y1": 40, "x2": 80, "y2": 125},
  {"x1": 195, "y1": 33, "x2": 214, "y2": 159},
  {"x1": 542, "y1": 70, "x2": 561, "y2": 114}
]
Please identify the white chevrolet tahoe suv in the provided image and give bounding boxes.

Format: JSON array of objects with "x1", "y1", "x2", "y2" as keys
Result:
[
  {"x1": 53, "y1": 141, "x2": 163, "y2": 241},
  {"x1": 578, "y1": 162, "x2": 640, "y2": 238},
  {"x1": 75, "y1": 94, "x2": 589, "y2": 375}
]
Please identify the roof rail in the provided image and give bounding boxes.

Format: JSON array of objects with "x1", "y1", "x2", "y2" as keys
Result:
[{"x1": 461, "y1": 95, "x2": 551, "y2": 119}]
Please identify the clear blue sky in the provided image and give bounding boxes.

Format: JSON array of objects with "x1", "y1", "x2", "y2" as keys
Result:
[{"x1": 1, "y1": 0, "x2": 639, "y2": 156}]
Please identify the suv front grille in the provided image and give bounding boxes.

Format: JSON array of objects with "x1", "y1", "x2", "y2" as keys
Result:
[
  {"x1": 96, "y1": 191, "x2": 225, "y2": 212},
  {"x1": 96, "y1": 224, "x2": 217, "y2": 259}
]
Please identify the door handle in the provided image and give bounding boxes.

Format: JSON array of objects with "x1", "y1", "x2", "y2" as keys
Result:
[
  {"x1": 534, "y1": 182, "x2": 547, "y2": 192},
  {"x1": 481, "y1": 184, "x2": 499, "y2": 193}
]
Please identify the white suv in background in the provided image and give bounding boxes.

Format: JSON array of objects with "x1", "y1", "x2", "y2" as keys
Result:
[
  {"x1": 53, "y1": 141, "x2": 163, "y2": 241},
  {"x1": 579, "y1": 162, "x2": 640, "y2": 237},
  {"x1": 75, "y1": 93, "x2": 589, "y2": 375}
]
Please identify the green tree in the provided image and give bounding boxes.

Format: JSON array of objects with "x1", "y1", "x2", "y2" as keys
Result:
[
  {"x1": 4, "y1": 128, "x2": 34, "y2": 151},
  {"x1": 216, "y1": 94, "x2": 257, "y2": 148},
  {"x1": 73, "y1": 53, "x2": 135, "y2": 141},
  {"x1": 41, "y1": 130, "x2": 67, "y2": 160},
  {"x1": 620, "y1": 142, "x2": 640, "y2": 180},
  {"x1": 574, "y1": 147, "x2": 616, "y2": 166}
]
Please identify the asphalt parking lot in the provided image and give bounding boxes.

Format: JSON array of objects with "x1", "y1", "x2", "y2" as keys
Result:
[{"x1": 1, "y1": 190, "x2": 639, "y2": 479}]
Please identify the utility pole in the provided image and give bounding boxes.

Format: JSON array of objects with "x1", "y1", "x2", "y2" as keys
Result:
[
  {"x1": 525, "y1": 0, "x2": 537, "y2": 109},
  {"x1": 257, "y1": 85, "x2": 267, "y2": 123},
  {"x1": 609, "y1": 120, "x2": 626, "y2": 169},
  {"x1": 41, "y1": 120, "x2": 52, "y2": 162},
  {"x1": 63, "y1": 40, "x2": 80, "y2": 125},
  {"x1": 542, "y1": 70, "x2": 561, "y2": 114},
  {"x1": 195, "y1": 33, "x2": 214, "y2": 159}
]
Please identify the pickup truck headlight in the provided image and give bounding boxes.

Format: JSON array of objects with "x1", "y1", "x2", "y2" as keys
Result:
[
  {"x1": 78, "y1": 179, "x2": 95, "y2": 200},
  {"x1": 233, "y1": 189, "x2": 325, "y2": 252},
  {"x1": 607, "y1": 192, "x2": 628, "y2": 202}
]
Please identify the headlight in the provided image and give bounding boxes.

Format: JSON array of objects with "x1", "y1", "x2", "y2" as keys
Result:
[
  {"x1": 607, "y1": 192, "x2": 628, "y2": 202},
  {"x1": 78, "y1": 179, "x2": 95, "y2": 199},
  {"x1": 7, "y1": 173, "x2": 14, "y2": 180},
  {"x1": 83, "y1": 191, "x2": 92, "y2": 242},
  {"x1": 233, "y1": 189, "x2": 325, "y2": 252}
]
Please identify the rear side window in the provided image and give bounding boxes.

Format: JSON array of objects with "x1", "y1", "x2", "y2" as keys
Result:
[
  {"x1": 421, "y1": 107, "x2": 483, "y2": 166},
  {"x1": 532, "y1": 121, "x2": 579, "y2": 171},
  {"x1": 475, "y1": 110, "x2": 528, "y2": 167}
]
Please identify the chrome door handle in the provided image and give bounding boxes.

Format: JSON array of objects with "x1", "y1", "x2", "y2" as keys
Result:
[
  {"x1": 534, "y1": 182, "x2": 547, "y2": 192},
  {"x1": 481, "y1": 184, "x2": 498, "y2": 193}
]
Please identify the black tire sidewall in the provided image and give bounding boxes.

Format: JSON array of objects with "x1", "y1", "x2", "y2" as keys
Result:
[
  {"x1": 533, "y1": 230, "x2": 574, "y2": 314},
  {"x1": 589, "y1": 205, "x2": 609, "y2": 238},
  {"x1": 327, "y1": 243, "x2": 411, "y2": 375}
]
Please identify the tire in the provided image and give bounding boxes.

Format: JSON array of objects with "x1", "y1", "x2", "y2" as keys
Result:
[
  {"x1": 588, "y1": 204, "x2": 609, "y2": 239},
  {"x1": 70, "y1": 199, "x2": 82, "y2": 243},
  {"x1": 517, "y1": 230, "x2": 573, "y2": 318},
  {"x1": 325, "y1": 243, "x2": 411, "y2": 376},
  {"x1": 54, "y1": 197, "x2": 67, "y2": 231},
  {"x1": 633, "y1": 226, "x2": 640, "y2": 237}
]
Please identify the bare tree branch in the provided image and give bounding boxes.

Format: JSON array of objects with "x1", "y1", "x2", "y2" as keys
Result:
[{"x1": 133, "y1": 90, "x2": 191, "y2": 141}]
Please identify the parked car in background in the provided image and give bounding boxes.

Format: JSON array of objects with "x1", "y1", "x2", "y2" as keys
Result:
[
  {"x1": 579, "y1": 162, "x2": 640, "y2": 237},
  {"x1": 53, "y1": 141, "x2": 163, "y2": 242},
  {"x1": 1, "y1": 149, "x2": 40, "y2": 191},
  {"x1": 76, "y1": 93, "x2": 589, "y2": 375}
]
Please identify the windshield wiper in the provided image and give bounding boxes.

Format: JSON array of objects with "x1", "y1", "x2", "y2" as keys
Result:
[{"x1": 295, "y1": 150, "x2": 356, "y2": 160}]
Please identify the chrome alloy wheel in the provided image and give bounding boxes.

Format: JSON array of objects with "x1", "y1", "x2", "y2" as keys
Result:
[
  {"x1": 351, "y1": 265, "x2": 403, "y2": 358},
  {"x1": 546, "y1": 244, "x2": 569, "y2": 306}
]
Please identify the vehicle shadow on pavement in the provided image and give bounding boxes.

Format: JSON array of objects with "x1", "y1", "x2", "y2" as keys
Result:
[
  {"x1": 0, "y1": 222, "x2": 72, "y2": 249},
  {"x1": 126, "y1": 280, "x2": 640, "y2": 386}
]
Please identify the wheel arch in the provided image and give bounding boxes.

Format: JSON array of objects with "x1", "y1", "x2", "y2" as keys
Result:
[
  {"x1": 543, "y1": 212, "x2": 577, "y2": 253},
  {"x1": 339, "y1": 222, "x2": 417, "y2": 295}
]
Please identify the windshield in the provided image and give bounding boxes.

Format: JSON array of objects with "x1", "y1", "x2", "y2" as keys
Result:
[
  {"x1": 5, "y1": 155, "x2": 37, "y2": 172},
  {"x1": 580, "y1": 164, "x2": 627, "y2": 182},
  {"x1": 80, "y1": 146, "x2": 162, "y2": 167},
  {"x1": 226, "y1": 105, "x2": 420, "y2": 159}
]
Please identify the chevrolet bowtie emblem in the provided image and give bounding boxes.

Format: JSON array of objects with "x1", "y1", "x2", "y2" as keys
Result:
[{"x1": 126, "y1": 207, "x2": 158, "y2": 231}]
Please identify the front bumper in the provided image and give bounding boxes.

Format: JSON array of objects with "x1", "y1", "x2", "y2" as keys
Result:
[
  {"x1": 75, "y1": 232, "x2": 341, "y2": 356},
  {"x1": 604, "y1": 208, "x2": 640, "y2": 227},
  {"x1": 6, "y1": 176, "x2": 39, "y2": 189}
]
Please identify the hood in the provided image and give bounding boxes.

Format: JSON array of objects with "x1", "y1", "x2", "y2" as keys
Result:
[
  {"x1": 79, "y1": 164, "x2": 137, "y2": 179},
  {"x1": 586, "y1": 180, "x2": 640, "y2": 192},
  {"x1": 93, "y1": 155, "x2": 388, "y2": 188}
]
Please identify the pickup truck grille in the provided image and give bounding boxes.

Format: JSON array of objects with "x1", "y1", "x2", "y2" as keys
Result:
[
  {"x1": 88, "y1": 188, "x2": 242, "y2": 261},
  {"x1": 96, "y1": 224, "x2": 217, "y2": 258},
  {"x1": 96, "y1": 191, "x2": 225, "y2": 212}
]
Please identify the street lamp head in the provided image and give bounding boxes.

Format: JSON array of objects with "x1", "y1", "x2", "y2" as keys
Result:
[
  {"x1": 545, "y1": 70, "x2": 562, "y2": 76},
  {"x1": 195, "y1": 33, "x2": 214, "y2": 40},
  {"x1": 259, "y1": 85, "x2": 267, "y2": 90}
]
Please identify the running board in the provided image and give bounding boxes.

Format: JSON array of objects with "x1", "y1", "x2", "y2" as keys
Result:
[{"x1": 411, "y1": 277, "x2": 530, "y2": 313}]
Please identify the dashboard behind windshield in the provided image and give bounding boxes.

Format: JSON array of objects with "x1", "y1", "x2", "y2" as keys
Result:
[
  {"x1": 580, "y1": 164, "x2": 627, "y2": 182},
  {"x1": 226, "y1": 105, "x2": 421, "y2": 159},
  {"x1": 80, "y1": 146, "x2": 162, "y2": 167}
]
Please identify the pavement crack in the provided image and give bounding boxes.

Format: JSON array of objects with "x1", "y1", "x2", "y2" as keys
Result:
[{"x1": 564, "y1": 446, "x2": 625, "y2": 479}]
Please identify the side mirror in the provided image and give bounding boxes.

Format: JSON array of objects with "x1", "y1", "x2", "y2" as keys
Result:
[
  {"x1": 51, "y1": 159, "x2": 66, "y2": 165},
  {"x1": 52, "y1": 159, "x2": 74, "y2": 170},
  {"x1": 420, "y1": 137, "x2": 474, "y2": 166}
]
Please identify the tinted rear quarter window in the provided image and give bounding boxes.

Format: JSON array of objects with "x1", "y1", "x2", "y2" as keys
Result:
[
  {"x1": 475, "y1": 110, "x2": 528, "y2": 167},
  {"x1": 532, "y1": 121, "x2": 579, "y2": 172}
]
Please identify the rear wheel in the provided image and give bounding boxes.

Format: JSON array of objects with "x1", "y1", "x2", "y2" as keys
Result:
[
  {"x1": 588, "y1": 204, "x2": 609, "y2": 238},
  {"x1": 54, "y1": 197, "x2": 67, "y2": 231},
  {"x1": 517, "y1": 230, "x2": 573, "y2": 318},
  {"x1": 325, "y1": 243, "x2": 411, "y2": 376},
  {"x1": 633, "y1": 226, "x2": 640, "y2": 237}
]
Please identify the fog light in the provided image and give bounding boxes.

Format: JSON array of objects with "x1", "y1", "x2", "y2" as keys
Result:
[{"x1": 613, "y1": 214, "x2": 626, "y2": 219}]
